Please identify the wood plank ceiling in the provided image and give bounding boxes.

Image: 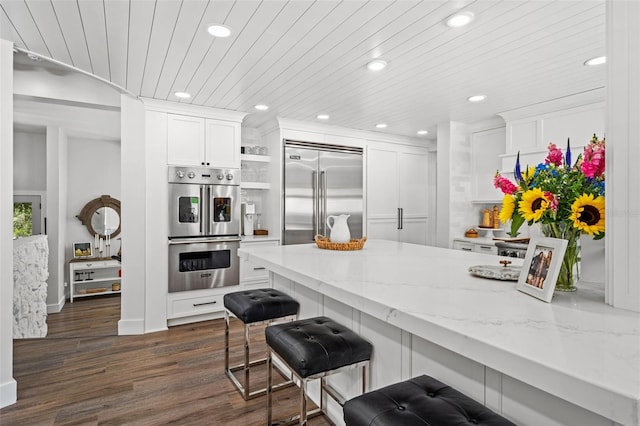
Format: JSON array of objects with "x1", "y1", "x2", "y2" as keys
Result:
[{"x1": 1, "y1": 0, "x2": 606, "y2": 138}]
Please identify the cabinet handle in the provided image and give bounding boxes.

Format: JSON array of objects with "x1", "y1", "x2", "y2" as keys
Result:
[
  {"x1": 193, "y1": 300, "x2": 217, "y2": 307},
  {"x1": 462, "y1": 247, "x2": 473, "y2": 251},
  {"x1": 479, "y1": 245, "x2": 492, "y2": 249},
  {"x1": 253, "y1": 267, "x2": 266, "y2": 271}
]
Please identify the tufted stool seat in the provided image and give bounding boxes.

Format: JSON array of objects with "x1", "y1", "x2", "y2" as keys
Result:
[
  {"x1": 266, "y1": 316, "x2": 373, "y2": 425},
  {"x1": 343, "y1": 375, "x2": 516, "y2": 426},
  {"x1": 223, "y1": 288, "x2": 299, "y2": 400}
]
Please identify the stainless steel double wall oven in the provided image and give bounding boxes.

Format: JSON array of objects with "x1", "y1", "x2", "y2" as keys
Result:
[{"x1": 168, "y1": 166, "x2": 241, "y2": 293}]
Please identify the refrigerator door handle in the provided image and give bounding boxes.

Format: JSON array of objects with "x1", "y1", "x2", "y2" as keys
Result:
[
  {"x1": 397, "y1": 208, "x2": 401, "y2": 230},
  {"x1": 312, "y1": 171, "x2": 318, "y2": 235},
  {"x1": 320, "y1": 171, "x2": 327, "y2": 236}
]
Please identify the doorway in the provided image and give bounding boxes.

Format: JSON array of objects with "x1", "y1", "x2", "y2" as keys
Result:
[{"x1": 13, "y1": 194, "x2": 43, "y2": 237}]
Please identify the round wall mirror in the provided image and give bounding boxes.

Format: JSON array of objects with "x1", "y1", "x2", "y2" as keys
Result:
[{"x1": 76, "y1": 195, "x2": 121, "y2": 238}]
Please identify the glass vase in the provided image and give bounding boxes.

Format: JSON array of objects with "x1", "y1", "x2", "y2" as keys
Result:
[{"x1": 540, "y1": 222, "x2": 581, "y2": 292}]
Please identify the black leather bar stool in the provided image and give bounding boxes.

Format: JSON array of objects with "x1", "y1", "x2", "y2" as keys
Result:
[
  {"x1": 343, "y1": 375, "x2": 516, "y2": 426},
  {"x1": 265, "y1": 316, "x2": 373, "y2": 425},
  {"x1": 224, "y1": 288, "x2": 299, "y2": 400}
]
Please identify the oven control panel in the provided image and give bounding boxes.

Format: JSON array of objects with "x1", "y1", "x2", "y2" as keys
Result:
[{"x1": 168, "y1": 166, "x2": 240, "y2": 185}]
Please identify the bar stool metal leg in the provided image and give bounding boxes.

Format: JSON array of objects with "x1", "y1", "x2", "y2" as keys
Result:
[{"x1": 267, "y1": 348, "x2": 273, "y2": 425}]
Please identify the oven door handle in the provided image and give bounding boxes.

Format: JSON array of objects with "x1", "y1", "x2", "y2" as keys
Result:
[{"x1": 168, "y1": 237, "x2": 241, "y2": 245}]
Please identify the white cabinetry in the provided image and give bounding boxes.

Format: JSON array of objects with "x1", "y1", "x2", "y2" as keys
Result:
[
  {"x1": 240, "y1": 238, "x2": 279, "y2": 289},
  {"x1": 167, "y1": 288, "x2": 228, "y2": 325},
  {"x1": 367, "y1": 143, "x2": 429, "y2": 244},
  {"x1": 452, "y1": 238, "x2": 497, "y2": 255},
  {"x1": 167, "y1": 113, "x2": 240, "y2": 168},
  {"x1": 69, "y1": 259, "x2": 121, "y2": 302}
]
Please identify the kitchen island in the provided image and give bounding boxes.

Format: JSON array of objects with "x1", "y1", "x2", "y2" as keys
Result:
[{"x1": 238, "y1": 239, "x2": 639, "y2": 426}]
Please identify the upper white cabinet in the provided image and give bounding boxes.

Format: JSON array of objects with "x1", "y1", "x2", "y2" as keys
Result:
[
  {"x1": 206, "y1": 119, "x2": 240, "y2": 168},
  {"x1": 367, "y1": 143, "x2": 429, "y2": 244},
  {"x1": 471, "y1": 127, "x2": 505, "y2": 202},
  {"x1": 498, "y1": 100, "x2": 605, "y2": 173},
  {"x1": 167, "y1": 113, "x2": 241, "y2": 168},
  {"x1": 167, "y1": 114, "x2": 205, "y2": 165}
]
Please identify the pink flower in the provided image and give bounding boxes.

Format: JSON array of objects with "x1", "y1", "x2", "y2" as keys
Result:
[
  {"x1": 494, "y1": 172, "x2": 518, "y2": 195},
  {"x1": 581, "y1": 138, "x2": 605, "y2": 179},
  {"x1": 545, "y1": 143, "x2": 563, "y2": 166},
  {"x1": 544, "y1": 191, "x2": 558, "y2": 211}
]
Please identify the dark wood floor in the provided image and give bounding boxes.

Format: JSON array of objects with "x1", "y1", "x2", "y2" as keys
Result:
[{"x1": 1, "y1": 296, "x2": 331, "y2": 425}]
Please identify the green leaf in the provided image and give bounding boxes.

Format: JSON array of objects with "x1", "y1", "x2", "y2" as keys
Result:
[{"x1": 509, "y1": 213, "x2": 525, "y2": 237}]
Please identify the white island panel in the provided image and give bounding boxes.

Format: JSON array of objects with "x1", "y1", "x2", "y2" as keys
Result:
[{"x1": 239, "y1": 240, "x2": 639, "y2": 426}]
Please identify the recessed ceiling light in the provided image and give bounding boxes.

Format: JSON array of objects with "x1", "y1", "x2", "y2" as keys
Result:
[
  {"x1": 467, "y1": 94, "x2": 486, "y2": 102},
  {"x1": 254, "y1": 104, "x2": 269, "y2": 111},
  {"x1": 584, "y1": 56, "x2": 606, "y2": 66},
  {"x1": 207, "y1": 24, "x2": 231, "y2": 38},
  {"x1": 376, "y1": 123, "x2": 388, "y2": 129},
  {"x1": 367, "y1": 59, "x2": 388, "y2": 71},
  {"x1": 446, "y1": 11, "x2": 475, "y2": 28},
  {"x1": 317, "y1": 114, "x2": 330, "y2": 120},
  {"x1": 174, "y1": 92, "x2": 191, "y2": 99},
  {"x1": 417, "y1": 130, "x2": 429, "y2": 135}
]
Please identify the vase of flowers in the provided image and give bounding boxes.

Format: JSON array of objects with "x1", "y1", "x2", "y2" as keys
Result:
[{"x1": 494, "y1": 134, "x2": 606, "y2": 292}]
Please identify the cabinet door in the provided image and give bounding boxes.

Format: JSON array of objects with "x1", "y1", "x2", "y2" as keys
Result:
[
  {"x1": 399, "y1": 151, "x2": 428, "y2": 216},
  {"x1": 366, "y1": 218, "x2": 399, "y2": 241},
  {"x1": 400, "y1": 218, "x2": 427, "y2": 245},
  {"x1": 367, "y1": 146, "x2": 399, "y2": 218},
  {"x1": 205, "y1": 119, "x2": 240, "y2": 168},
  {"x1": 167, "y1": 114, "x2": 205, "y2": 165}
]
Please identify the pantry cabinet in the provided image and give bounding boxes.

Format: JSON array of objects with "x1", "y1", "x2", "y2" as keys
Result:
[
  {"x1": 366, "y1": 143, "x2": 429, "y2": 244},
  {"x1": 167, "y1": 113, "x2": 241, "y2": 168}
]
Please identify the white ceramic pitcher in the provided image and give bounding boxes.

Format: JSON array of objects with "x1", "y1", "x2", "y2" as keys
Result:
[{"x1": 326, "y1": 214, "x2": 351, "y2": 243}]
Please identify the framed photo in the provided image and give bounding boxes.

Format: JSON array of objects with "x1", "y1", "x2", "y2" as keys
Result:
[
  {"x1": 516, "y1": 237, "x2": 568, "y2": 302},
  {"x1": 73, "y1": 242, "x2": 93, "y2": 258}
]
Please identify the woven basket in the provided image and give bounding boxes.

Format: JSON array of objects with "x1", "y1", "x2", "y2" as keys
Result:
[{"x1": 314, "y1": 234, "x2": 367, "y2": 251}]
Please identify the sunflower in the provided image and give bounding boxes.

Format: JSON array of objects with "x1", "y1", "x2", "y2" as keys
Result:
[
  {"x1": 570, "y1": 194, "x2": 605, "y2": 236},
  {"x1": 518, "y1": 188, "x2": 549, "y2": 222},
  {"x1": 499, "y1": 194, "x2": 515, "y2": 224}
]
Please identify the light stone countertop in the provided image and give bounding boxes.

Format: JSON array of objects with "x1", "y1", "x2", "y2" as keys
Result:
[{"x1": 238, "y1": 239, "x2": 640, "y2": 426}]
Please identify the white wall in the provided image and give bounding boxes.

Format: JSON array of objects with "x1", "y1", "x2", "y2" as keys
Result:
[
  {"x1": 0, "y1": 39, "x2": 17, "y2": 409},
  {"x1": 436, "y1": 121, "x2": 472, "y2": 248},
  {"x1": 13, "y1": 130, "x2": 46, "y2": 191},
  {"x1": 45, "y1": 126, "x2": 68, "y2": 313},
  {"x1": 118, "y1": 94, "x2": 147, "y2": 335},
  {"x1": 606, "y1": 0, "x2": 640, "y2": 312},
  {"x1": 66, "y1": 137, "x2": 121, "y2": 261}
]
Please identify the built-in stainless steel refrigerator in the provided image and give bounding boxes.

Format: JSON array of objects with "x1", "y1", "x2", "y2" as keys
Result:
[{"x1": 283, "y1": 140, "x2": 363, "y2": 245}]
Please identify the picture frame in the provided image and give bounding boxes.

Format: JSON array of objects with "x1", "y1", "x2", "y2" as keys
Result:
[
  {"x1": 73, "y1": 242, "x2": 93, "y2": 259},
  {"x1": 516, "y1": 237, "x2": 568, "y2": 302}
]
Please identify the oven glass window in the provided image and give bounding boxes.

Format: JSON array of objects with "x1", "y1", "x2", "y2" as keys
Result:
[
  {"x1": 179, "y1": 250, "x2": 230, "y2": 272},
  {"x1": 178, "y1": 197, "x2": 199, "y2": 223},
  {"x1": 213, "y1": 197, "x2": 231, "y2": 222}
]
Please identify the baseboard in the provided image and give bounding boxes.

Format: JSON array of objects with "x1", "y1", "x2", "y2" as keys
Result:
[
  {"x1": 117, "y1": 319, "x2": 145, "y2": 335},
  {"x1": 0, "y1": 378, "x2": 17, "y2": 409},
  {"x1": 46, "y1": 295, "x2": 65, "y2": 314}
]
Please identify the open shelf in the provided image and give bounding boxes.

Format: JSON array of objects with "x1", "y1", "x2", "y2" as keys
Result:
[{"x1": 241, "y1": 154, "x2": 271, "y2": 162}]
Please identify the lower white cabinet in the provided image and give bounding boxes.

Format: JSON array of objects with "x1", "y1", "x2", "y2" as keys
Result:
[
  {"x1": 167, "y1": 289, "x2": 227, "y2": 323},
  {"x1": 69, "y1": 258, "x2": 121, "y2": 303},
  {"x1": 240, "y1": 238, "x2": 279, "y2": 289},
  {"x1": 452, "y1": 238, "x2": 497, "y2": 255}
]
